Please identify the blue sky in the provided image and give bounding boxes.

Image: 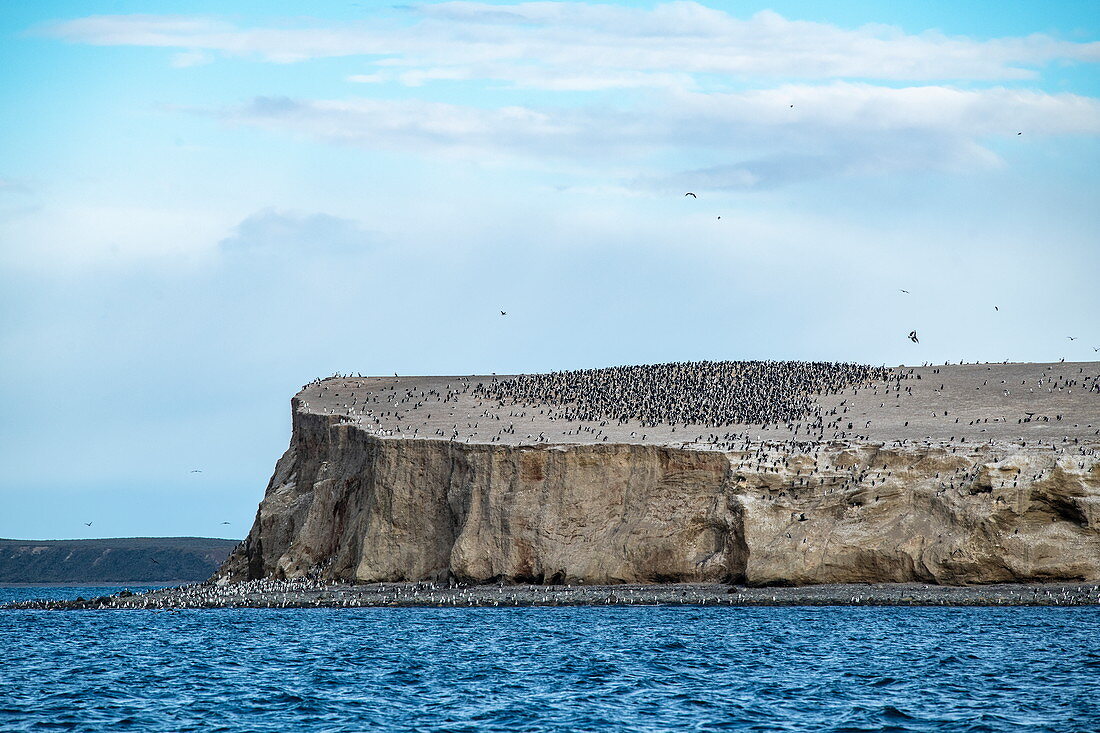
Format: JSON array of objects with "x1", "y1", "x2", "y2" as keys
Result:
[{"x1": 1, "y1": 1, "x2": 1097, "y2": 540}]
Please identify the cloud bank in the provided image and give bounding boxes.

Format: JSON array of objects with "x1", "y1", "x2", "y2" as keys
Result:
[
  {"x1": 44, "y1": 3, "x2": 1100, "y2": 86},
  {"x1": 216, "y1": 84, "x2": 1100, "y2": 187},
  {"x1": 220, "y1": 209, "x2": 374, "y2": 257},
  {"x1": 41, "y1": 3, "x2": 1100, "y2": 188}
]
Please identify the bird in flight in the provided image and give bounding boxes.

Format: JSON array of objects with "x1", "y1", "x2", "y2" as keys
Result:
[
  {"x1": 150, "y1": 558, "x2": 160, "y2": 565},
  {"x1": 908, "y1": 330, "x2": 919, "y2": 343},
  {"x1": 1068, "y1": 336, "x2": 1077, "y2": 341},
  {"x1": 84, "y1": 522, "x2": 93, "y2": 527},
  {"x1": 684, "y1": 192, "x2": 697, "y2": 198},
  {"x1": 995, "y1": 306, "x2": 999, "y2": 311},
  {"x1": 899, "y1": 289, "x2": 909, "y2": 294},
  {"x1": 1017, "y1": 132, "x2": 1022, "y2": 135},
  {"x1": 500, "y1": 310, "x2": 507, "y2": 316},
  {"x1": 190, "y1": 469, "x2": 202, "y2": 473},
  {"x1": 221, "y1": 521, "x2": 231, "y2": 525}
]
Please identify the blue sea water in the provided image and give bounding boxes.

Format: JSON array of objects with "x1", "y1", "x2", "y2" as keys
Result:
[{"x1": 1, "y1": 587, "x2": 1099, "y2": 732}]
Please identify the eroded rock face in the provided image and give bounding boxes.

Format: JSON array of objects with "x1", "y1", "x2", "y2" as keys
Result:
[{"x1": 217, "y1": 404, "x2": 1100, "y2": 586}]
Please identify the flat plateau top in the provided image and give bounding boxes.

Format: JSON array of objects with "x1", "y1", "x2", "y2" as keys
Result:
[{"x1": 297, "y1": 361, "x2": 1100, "y2": 450}]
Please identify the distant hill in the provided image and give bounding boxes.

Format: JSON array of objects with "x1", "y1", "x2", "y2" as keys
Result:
[{"x1": 0, "y1": 537, "x2": 240, "y2": 583}]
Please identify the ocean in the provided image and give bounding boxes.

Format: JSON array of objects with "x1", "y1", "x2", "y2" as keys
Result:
[{"x1": 1, "y1": 586, "x2": 1098, "y2": 732}]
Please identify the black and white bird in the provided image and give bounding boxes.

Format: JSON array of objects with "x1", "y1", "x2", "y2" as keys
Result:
[{"x1": 908, "y1": 330, "x2": 919, "y2": 344}]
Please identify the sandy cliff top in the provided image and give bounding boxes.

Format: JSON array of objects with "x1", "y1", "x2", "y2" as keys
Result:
[{"x1": 295, "y1": 361, "x2": 1100, "y2": 451}]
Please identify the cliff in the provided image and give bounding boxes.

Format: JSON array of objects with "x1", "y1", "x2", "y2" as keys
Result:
[{"x1": 218, "y1": 404, "x2": 1100, "y2": 586}]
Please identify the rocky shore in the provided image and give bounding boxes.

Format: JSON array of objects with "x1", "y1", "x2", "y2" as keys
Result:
[{"x1": 7, "y1": 580, "x2": 1100, "y2": 610}]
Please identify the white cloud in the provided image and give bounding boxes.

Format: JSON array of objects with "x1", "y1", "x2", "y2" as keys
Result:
[
  {"x1": 39, "y1": 3, "x2": 1100, "y2": 188},
  {"x1": 346, "y1": 72, "x2": 387, "y2": 84},
  {"x1": 215, "y1": 84, "x2": 1100, "y2": 186},
  {"x1": 170, "y1": 50, "x2": 213, "y2": 68},
  {"x1": 43, "y1": 3, "x2": 1100, "y2": 87},
  {"x1": 220, "y1": 95, "x2": 623, "y2": 160},
  {"x1": 219, "y1": 209, "x2": 374, "y2": 256}
]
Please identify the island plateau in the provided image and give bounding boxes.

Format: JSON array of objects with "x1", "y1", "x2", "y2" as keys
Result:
[{"x1": 215, "y1": 360, "x2": 1100, "y2": 588}]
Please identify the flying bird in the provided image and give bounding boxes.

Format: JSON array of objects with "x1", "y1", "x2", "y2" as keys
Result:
[
  {"x1": 221, "y1": 521, "x2": 231, "y2": 525},
  {"x1": 994, "y1": 306, "x2": 999, "y2": 311},
  {"x1": 150, "y1": 558, "x2": 160, "y2": 565},
  {"x1": 500, "y1": 311, "x2": 507, "y2": 316},
  {"x1": 908, "y1": 331, "x2": 919, "y2": 344},
  {"x1": 899, "y1": 289, "x2": 909, "y2": 294},
  {"x1": 190, "y1": 469, "x2": 202, "y2": 473},
  {"x1": 1017, "y1": 132, "x2": 1022, "y2": 135},
  {"x1": 1068, "y1": 336, "x2": 1077, "y2": 341},
  {"x1": 684, "y1": 192, "x2": 697, "y2": 198},
  {"x1": 84, "y1": 521, "x2": 93, "y2": 527}
]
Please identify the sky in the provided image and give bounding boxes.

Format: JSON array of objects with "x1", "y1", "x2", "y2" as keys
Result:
[{"x1": 1, "y1": 1, "x2": 1097, "y2": 540}]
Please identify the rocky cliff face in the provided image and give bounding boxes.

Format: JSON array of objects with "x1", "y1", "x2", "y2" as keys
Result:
[{"x1": 217, "y1": 402, "x2": 1100, "y2": 586}]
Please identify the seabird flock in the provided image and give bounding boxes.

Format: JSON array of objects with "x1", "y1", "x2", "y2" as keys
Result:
[{"x1": 474, "y1": 361, "x2": 891, "y2": 429}]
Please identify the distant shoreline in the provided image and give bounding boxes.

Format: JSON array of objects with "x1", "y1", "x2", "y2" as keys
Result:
[
  {"x1": 0, "y1": 581, "x2": 192, "y2": 588},
  {"x1": 7, "y1": 581, "x2": 1099, "y2": 610},
  {"x1": 0, "y1": 537, "x2": 240, "y2": 585}
]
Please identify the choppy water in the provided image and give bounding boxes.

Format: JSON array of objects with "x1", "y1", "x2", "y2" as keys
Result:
[{"x1": 2, "y1": 587, "x2": 1098, "y2": 732}]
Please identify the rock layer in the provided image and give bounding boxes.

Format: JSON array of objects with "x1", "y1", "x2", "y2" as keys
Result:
[{"x1": 218, "y1": 401, "x2": 1100, "y2": 586}]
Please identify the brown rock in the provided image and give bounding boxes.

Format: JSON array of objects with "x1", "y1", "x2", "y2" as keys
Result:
[{"x1": 218, "y1": 401, "x2": 1100, "y2": 586}]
